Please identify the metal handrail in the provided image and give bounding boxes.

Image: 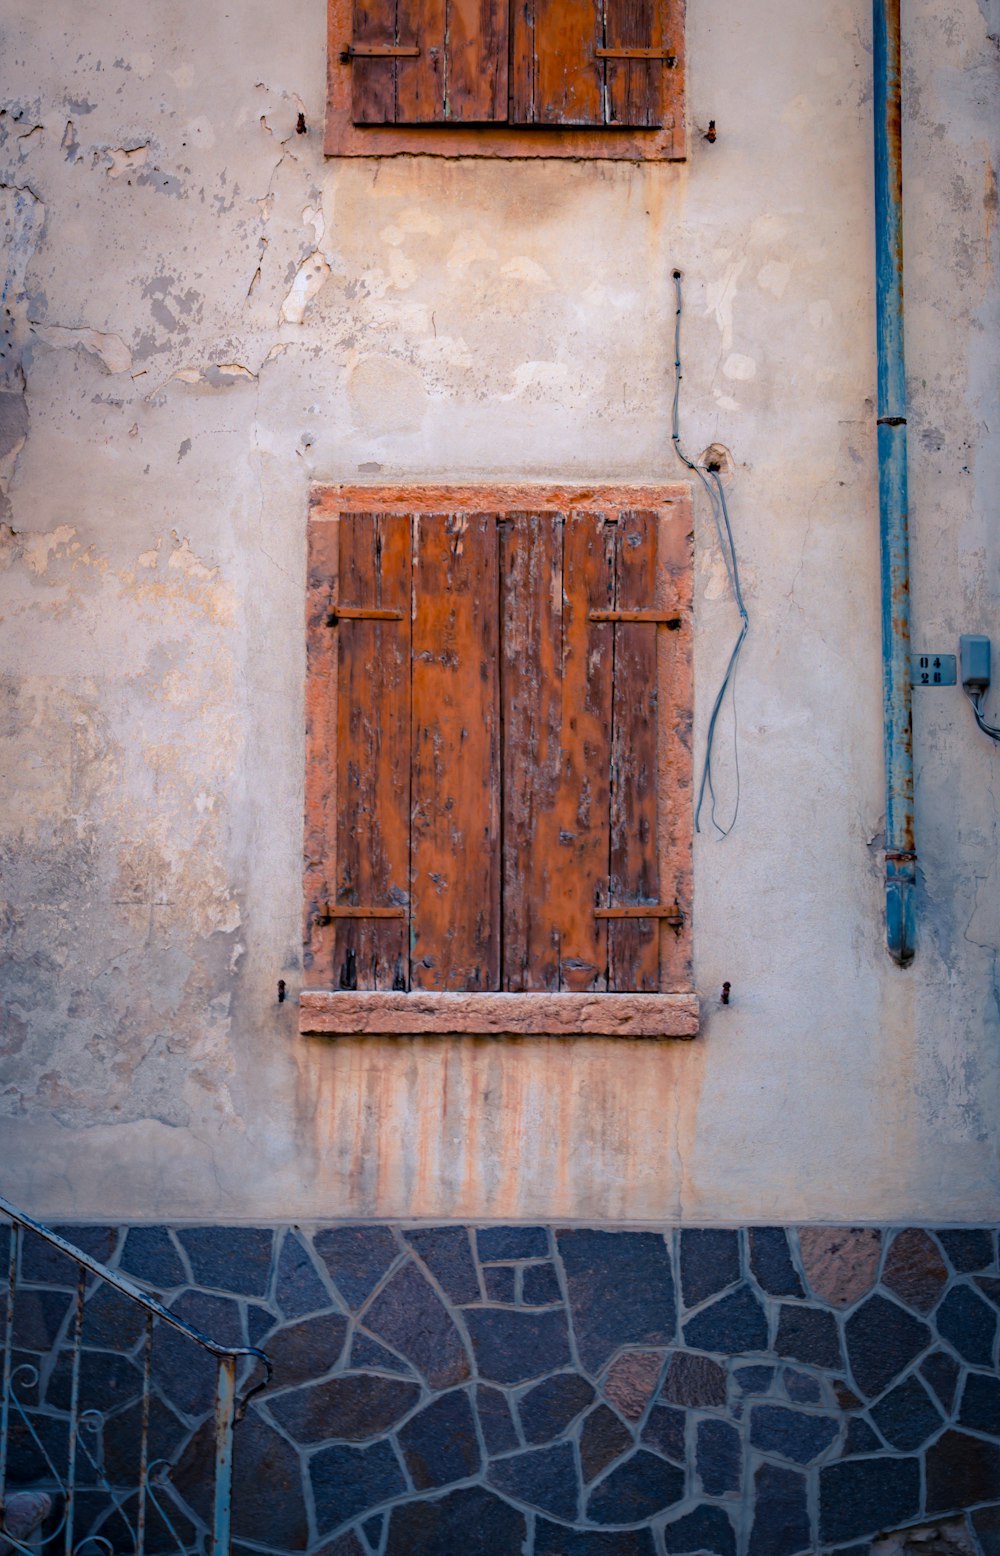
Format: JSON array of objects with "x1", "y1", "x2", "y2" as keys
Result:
[
  {"x1": 0, "y1": 1194, "x2": 272, "y2": 1556},
  {"x1": 0, "y1": 1197, "x2": 270, "y2": 1374}
]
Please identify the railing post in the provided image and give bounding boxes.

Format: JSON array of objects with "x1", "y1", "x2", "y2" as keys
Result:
[
  {"x1": 0, "y1": 1223, "x2": 19, "y2": 1512},
  {"x1": 211, "y1": 1354, "x2": 238, "y2": 1556}
]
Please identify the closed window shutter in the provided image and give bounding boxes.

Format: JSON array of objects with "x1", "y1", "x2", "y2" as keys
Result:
[
  {"x1": 501, "y1": 511, "x2": 615, "y2": 991},
  {"x1": 332, "y1": 512, "x2": 412, "y2": 991},
  {"x1": 510, "y1": 0, "x2": 668, "y2": 126},
  {"x1": 501, "y1": 509, "x2": 661, "y2": 992},
  {"x1": 350, "y1": 0, "x2": 508, "y2": 124},
  {"x1": 308, "y1": 504, "x2": 674, "y2": 999},
  {"x1": 410, "y1": 512, "x2": 501, "y2": 990},
  {"x1": 607, "y1": 510, "x2": 660, "y2": 990}
]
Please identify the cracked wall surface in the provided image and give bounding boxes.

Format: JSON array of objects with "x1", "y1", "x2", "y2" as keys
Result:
[{"x1": 0, "y1": 0, "x2": 997, "y2": 1223}]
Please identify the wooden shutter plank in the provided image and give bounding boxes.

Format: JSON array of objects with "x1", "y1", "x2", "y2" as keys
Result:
[
  {"x1": 510, "y1": 0, "x2": 603, "y2": 125},
  {"x1": 394, "y1": 0, "x2": 444, "y2": 123},
  {"x1": 604, "y1": 0, "x2": 664, "y2": 126},
  {"x1": 411, "y1": 513, "x2": 500, "y2": 991},
  {"x1": 608, "y1": 510, "x2": 660, "y2": 991},
  {"x1": 334, "y1": 512, "x2": 412, "y2": 991},
  {"x1": 656, "y1": 504, "x2": 694, "y2": 993},
  {"x1": 304, "y1": 520, "x2": 341, "y2": 991},
  {"x1": 445, "y1": 0, "x2": 508, "y2": 120},
  {"x1": 500, "y1": 513, "x2": 564, "y2": 991},
  {"x1": 555, "y1": 511, "x2": 615, "y2": 991},
  {"x1": 351, "y1": 0, "x2": 400, "y2": 123}
]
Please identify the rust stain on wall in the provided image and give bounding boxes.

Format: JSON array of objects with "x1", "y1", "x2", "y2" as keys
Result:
[{"x1": 296, "y1": 1031, "x2": 708, "y2": 1221}]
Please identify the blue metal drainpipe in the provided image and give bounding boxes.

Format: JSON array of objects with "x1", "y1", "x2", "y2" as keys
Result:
[{"x1": 874, "y1": 0, "x2": 916, "y2": 965}]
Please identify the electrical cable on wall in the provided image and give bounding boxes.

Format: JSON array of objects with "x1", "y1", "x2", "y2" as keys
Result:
[
  {"x1": 968, "y1": 690, "x2": 1000, "y2": 744},
  {"x1": 670, "y1": 267, "x2": 749, "y2": 836}
]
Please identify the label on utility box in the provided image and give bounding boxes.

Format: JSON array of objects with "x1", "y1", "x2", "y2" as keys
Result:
[{"x1": 911, "y1": 653, "x2": 957, "y2": 687}]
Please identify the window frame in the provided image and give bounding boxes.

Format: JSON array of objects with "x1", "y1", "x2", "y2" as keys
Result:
[
  {"x1": 301, "y1": 483, "x2": 696, "y2": 1038},
  {"x1": 324, "y1": 0, "x2": 686, "y2": 159}
]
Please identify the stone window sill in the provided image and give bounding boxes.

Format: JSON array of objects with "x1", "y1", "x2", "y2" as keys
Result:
[{"x1": 299, "y1": 991, "x2": 699, "y2": 1037}]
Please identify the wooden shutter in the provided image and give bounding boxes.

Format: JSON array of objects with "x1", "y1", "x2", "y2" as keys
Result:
[
  {"x1": 349, "y1": 0, "x2": 508, "y2": 124},
  {"x1": 501, "y1": 508, "x2": 664, "y2": 993},
  {"x1": 332, "y1": 512, "x2": 412, "y2": 991},
  {"x1": 304, "y1": 487, "x2": 695, "y2": 1031},
  {"x1": 510, "y1": 0, "x2": 671, "y2": 126},
  {"x1": 410, "y1": 513, "x2": 501, "y2": 990}
]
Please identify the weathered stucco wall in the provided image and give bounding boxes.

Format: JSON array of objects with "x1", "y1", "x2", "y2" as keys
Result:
[{"x1": 1, "y1": 0, "x2": 997, "y2": 1223}]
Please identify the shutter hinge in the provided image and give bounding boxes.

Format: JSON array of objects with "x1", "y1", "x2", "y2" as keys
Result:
[
  {"x1": 327, "y1": 606, "x2": 404, "y2": 625},
  {"x1": 595, "y1": 48, "x2": 677, "y2": 64},
  {"x1": 589, "y1": 609, "x2": 681, "y2": 625},
  {"x1": 316, "y1": 903, "x2": 407, "y2": 922},
  {"x1": 595, "y1": 904, "x2": 684, "y2": 926},
  {"x1": 341, "y1": 43, "x2": 421, "y2": 61}
]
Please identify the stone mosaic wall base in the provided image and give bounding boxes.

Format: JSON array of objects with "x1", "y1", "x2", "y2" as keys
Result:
[{"x1": 7, "y1": 1221, "x2": 1000, "y2": 1555}]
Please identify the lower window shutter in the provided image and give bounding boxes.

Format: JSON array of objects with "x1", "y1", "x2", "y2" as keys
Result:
[
  {"x1": 333, "y1": 511, "x2": 412, "y2": 991},
  {"x1": 410, "y1": 513, "x2": 501, "y2": 990},
  {"x1": 607, "y1": 509, "x2": 660, "y2": 991},
  {"x1": 306, "y1": 492, "x2": 691, "y2": 1017},
  {"x1": 501, "y1": 510, "x2": 616, "y2": 991}
]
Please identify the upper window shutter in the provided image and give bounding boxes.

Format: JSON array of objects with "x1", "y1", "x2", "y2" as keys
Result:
[
  {"x1": 349, "y1": 0, "x2": 509, "y2": 124},
  {"x1": 510, "y1": 0, "x2": 670, "y2": 126}
]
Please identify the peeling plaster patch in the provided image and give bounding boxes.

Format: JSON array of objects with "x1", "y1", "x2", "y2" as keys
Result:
[
  {"x1": 61, "y1": 120, "x2": 80, "y2": 160},
  {"x1": 0, "y1": 392, "x2": 29, "y2": 492},
  {"x1": 170, "y1": 363, "x2": 256, "y2": 388},
  {"x1": 418, "y1": 335, "x2": 475, "y2": 371},
  {"x1": 706, "y1": 256, "x2": 747, "y2": 353},
  {"x1": 22, "y1": 524, "x2": 76, "y2": 576},
  {"x1": 723, "y1": 352, "x2": 756, "y2": 381},
  {"x1": 302, "y1": 203, "x2": 325, "y2": 246},
  {"x1": 757, "y1": 260, "x2": 791, "y2": 299},
  {"x1": 447, "y1": 231, "x2": 497, "y2": 273},
  {"x1": 168, "y1": 534, "x2": 217, "y2": 581},
  {"x1": 501, "y1": 256, "x2": 554, "y2": 288},
  {"x1": 137, "y1": 540, "x2": 161, "y2": 569},
  {"x1": 16, "y1": 125, "x2": 43, "y2": 157},
  {"x1": 347, "y1": 354, "x2": 428, "y2": 436},
  {"x1": 387, "y1": 248, "x2": 417, "y2": 290},
  {"x1": 499, "y1": 360, "x2": 570, "y2": 402},
  {"x1": 1, "y1": 182, "x2": 45, "y2": 401},
  {"x1": 105, "y1": 143, "x2": 149, "y2": 179},
  {"x1": 0, "y1": 522, "x2": 23, "y2": 570},
  {"x1": 280, "y1": 252, "x2": 331, "y2": 324},
  {"x1": 31, "y1": 324, "x2": 132, "y2": 375},
  {"x1": 382, "y1": 207, "x2": 442, "y2": 244}
]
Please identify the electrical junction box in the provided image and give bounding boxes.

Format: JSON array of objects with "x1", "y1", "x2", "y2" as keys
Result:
[
  {"x1": 959, "y1": 634, "x2": 991, "y2": 693},
  {"x1": 911, "y1": 653, "x2": 956, "y2": 687}
]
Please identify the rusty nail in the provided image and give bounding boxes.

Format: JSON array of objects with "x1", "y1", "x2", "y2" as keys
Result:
[
  {"x1": 277, "y1": 979, "x2": 286, "y2": 1003},
  {"x1": 704, "y1": 119, "x2": 717, "y2": 143},
  {"x1": 720, "y1": 981, "x2": 731, "y2": 1005},
  {"x1": 296, "y1": 112, "x2": 307, "y2": 134}
]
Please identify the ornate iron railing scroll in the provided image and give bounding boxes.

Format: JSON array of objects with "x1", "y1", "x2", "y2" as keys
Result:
[{"x1": 0, "y1": 1195, "x2": 271, "y2": 1556}]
